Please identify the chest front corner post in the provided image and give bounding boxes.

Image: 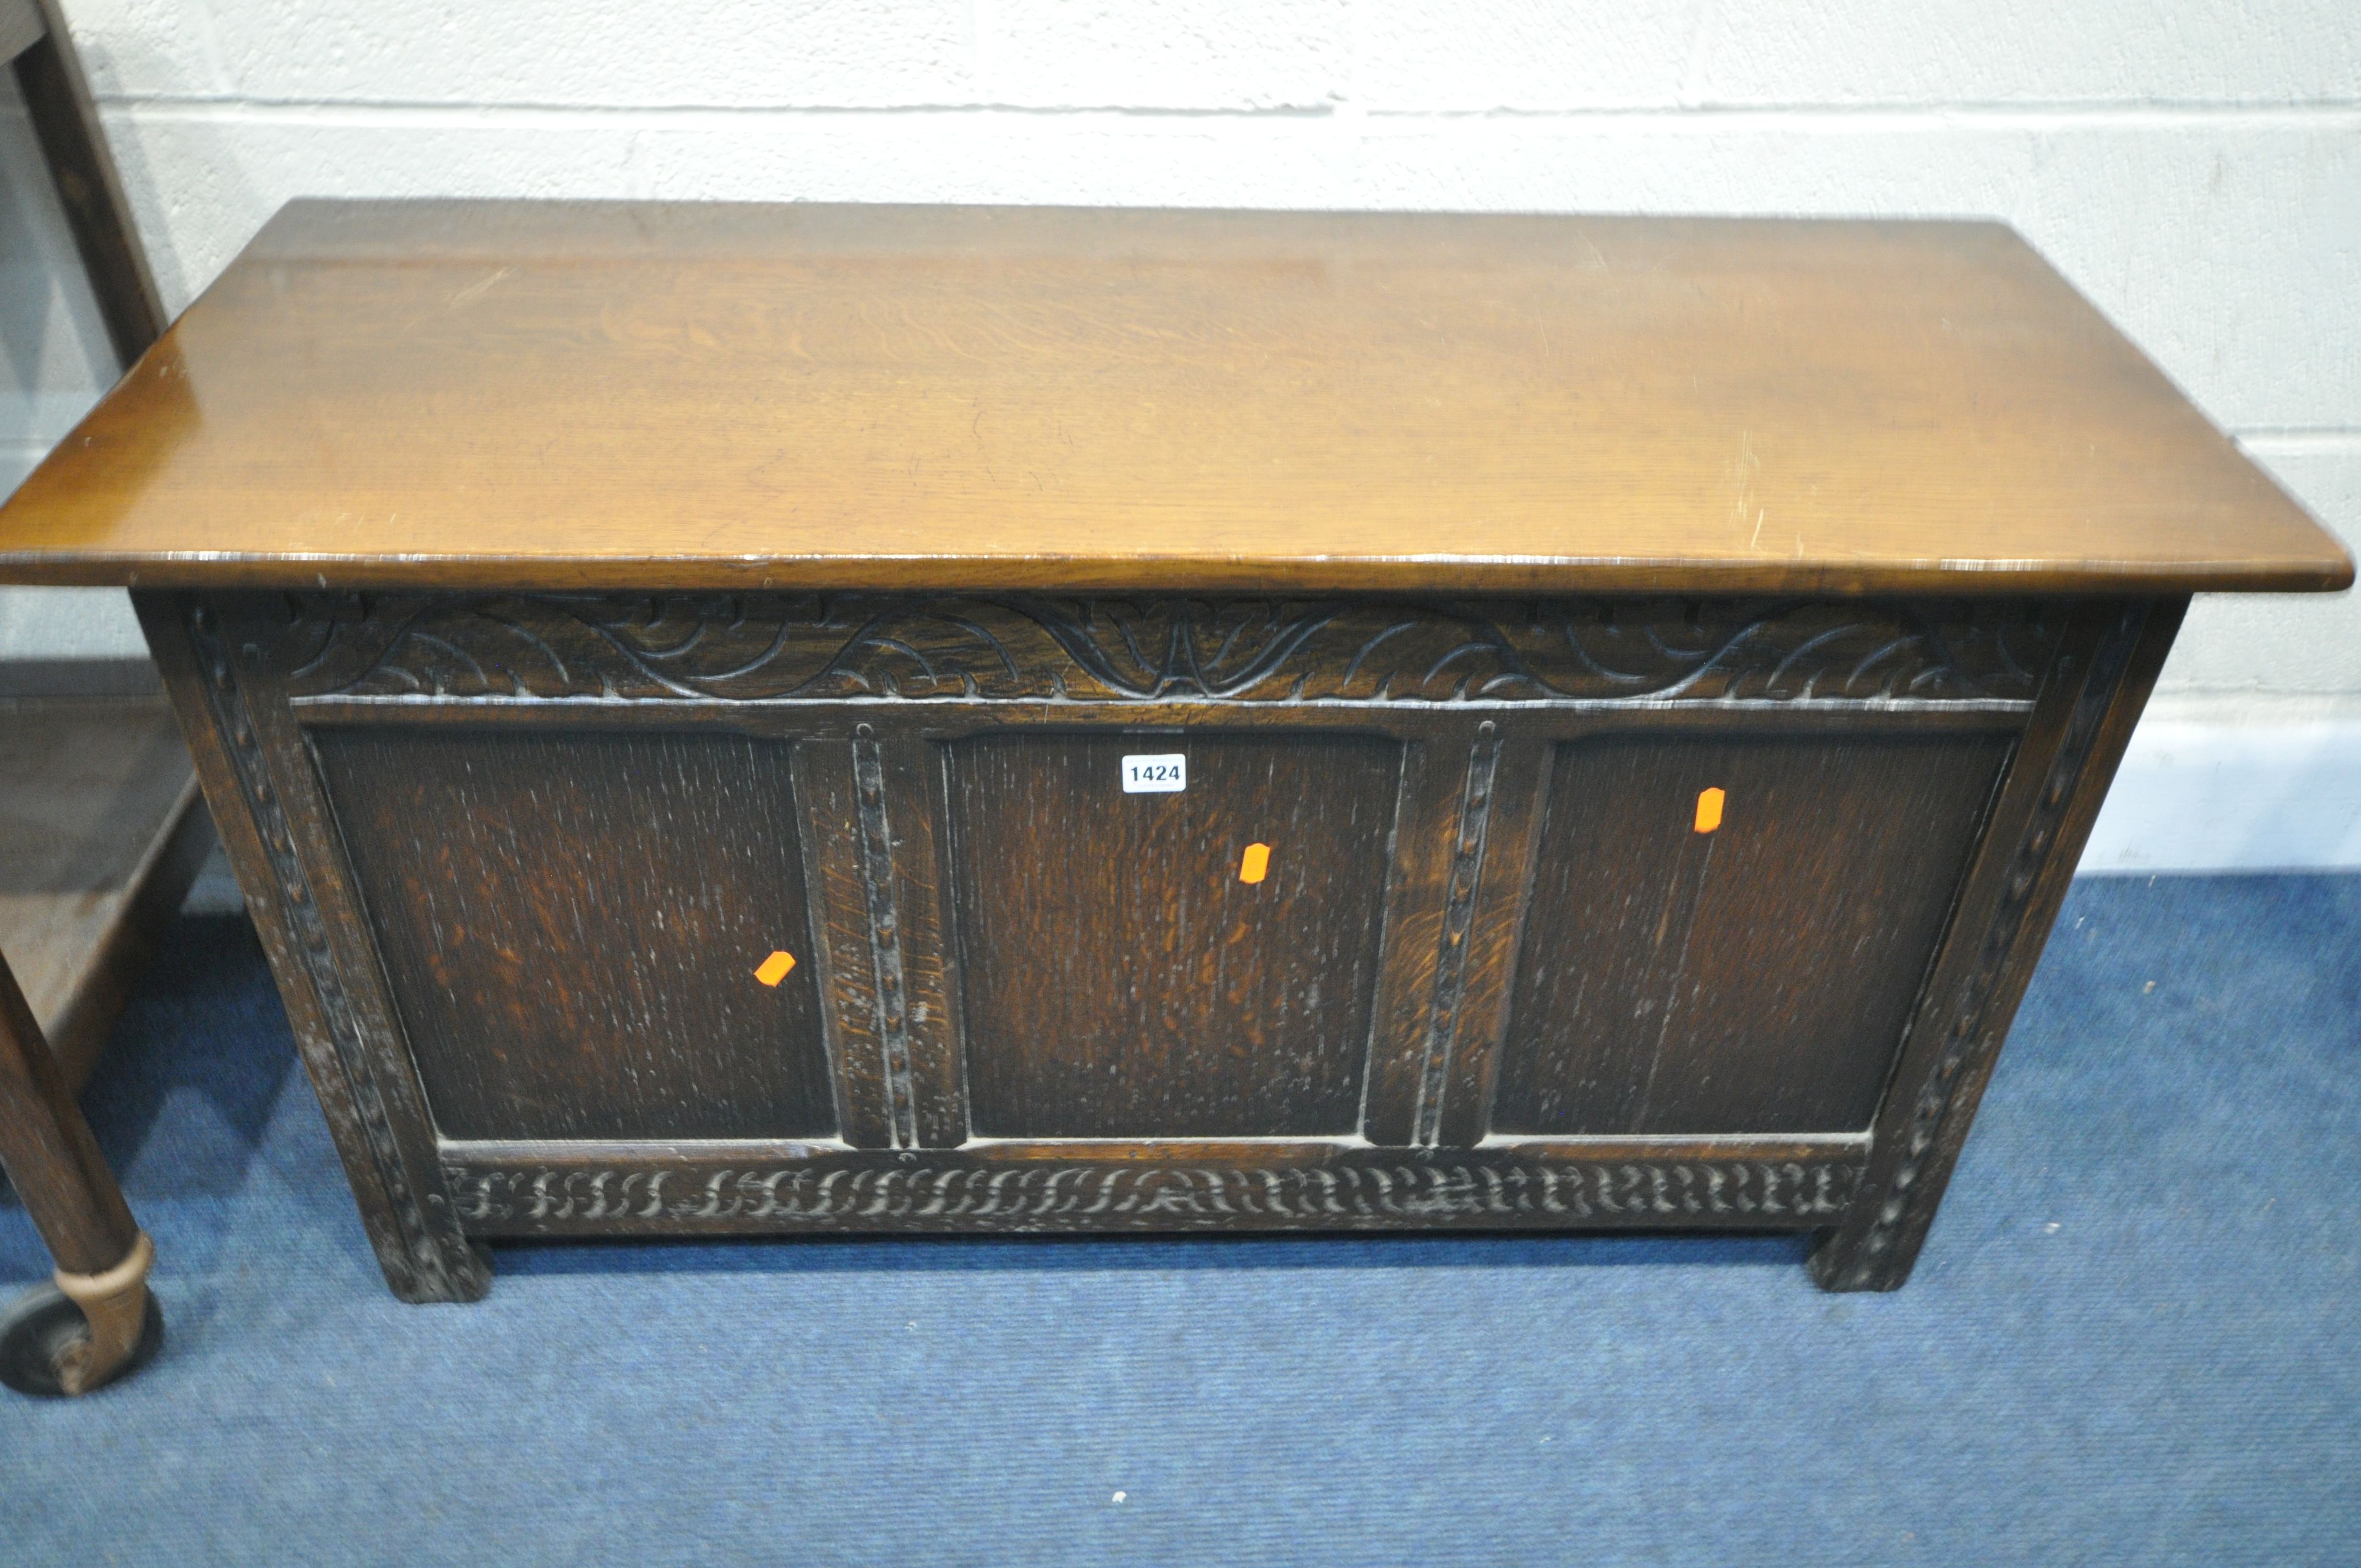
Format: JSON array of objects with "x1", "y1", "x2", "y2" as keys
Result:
[
  {"x1": 1808, "y1": 596, "x2": 2186, "y2": 1292},
  {"x1": 133, "y1": 590, "x2": 493, "y2": 1304}
]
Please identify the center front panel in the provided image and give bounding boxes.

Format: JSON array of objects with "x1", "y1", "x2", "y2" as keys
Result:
[{"x1": 944, "y1": 731, "x2": 1401, "y2": 1139}]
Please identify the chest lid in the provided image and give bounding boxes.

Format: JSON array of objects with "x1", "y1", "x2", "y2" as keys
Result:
[{"x1": 0, "y1": 201, "x2": 2346, "y2": 597}]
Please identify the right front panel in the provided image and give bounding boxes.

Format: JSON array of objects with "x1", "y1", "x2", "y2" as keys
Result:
[{"x1": 1492, "y1": 730, "x2": 2013, "y2": 1136}]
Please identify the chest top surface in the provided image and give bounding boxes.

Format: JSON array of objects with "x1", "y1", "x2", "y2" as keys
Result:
[{"x1": 0, "y1": 200, "x2": 2346, "y2": 596}]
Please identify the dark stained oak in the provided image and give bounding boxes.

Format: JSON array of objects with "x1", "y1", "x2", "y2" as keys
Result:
[
  {"x1": 439, "y1": 1139, "x2": 1870, "y2": 1237},
  {"x1": 1809, "y1": 598, "x2": 2188, "y2": 1291},
  {"x1": 130, "y1": 581, "x2": 2201, "y2": 1299},
  {"x1": 310, "y1": 727, "x2": 836, "y2": 1141},
  {"x1": 1493, "y1": 731, "x2": 2014, "y2": 1136},
  {"x1": 946, "y1": 731, "x2": 1399, "y2": 1138},
  {"x1": 0, "y1": 202, "x2": 2347, "y2": 596}
]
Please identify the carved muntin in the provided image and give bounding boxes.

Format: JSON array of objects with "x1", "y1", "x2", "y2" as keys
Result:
[{"x1": 139, "y1": 588, "x2": 2170, "y2": 1299}]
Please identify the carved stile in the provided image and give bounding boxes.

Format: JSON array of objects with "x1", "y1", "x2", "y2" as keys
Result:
[{"x1": 177, "y1": 601, "x2": 488, "y2": 1302}]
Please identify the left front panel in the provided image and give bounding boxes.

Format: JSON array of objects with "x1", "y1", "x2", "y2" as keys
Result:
[{"x1": 309, "y1": 727, "x2": 835, "y2": 1142}]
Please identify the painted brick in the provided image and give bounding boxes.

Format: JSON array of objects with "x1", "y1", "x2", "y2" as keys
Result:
[
  {"x1": 1691, "y1": 0, "x2": 2361, "y2": 109},
  {"x1": 46, "y1": 0, "x2": 233, "y2": 98},
  {"x1": 983, "y1": 0, "x2": 1345, "y2": 110},
  {"x1": 1357, "y1": 0, "x2": 2361, "y2": 111},
  {"x1": 1352, "y1": 1, "x2": 1711, "y2": 111},
  {"x1": 0, "y1": 88, "x2": 113, "y2": 435},
  {"x1": 75, "y1": 0, "x2": 975, "y2": 108},
  {"x1": 2081, "y1": 705, "x2": 2361, "y2": 870}
]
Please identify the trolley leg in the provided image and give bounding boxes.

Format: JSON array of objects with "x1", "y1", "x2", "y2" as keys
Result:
[{"x1": 0, "y1": 949, "x2": 162, "y2": 1396}]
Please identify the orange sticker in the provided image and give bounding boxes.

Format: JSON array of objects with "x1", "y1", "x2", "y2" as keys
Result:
[
  {"x1": 1694, "y1": 787, "x2": 1725, "y2": 835},
  {"x1": 754, "y1": 950, "x2": 797, "y2": 987},
  {"x1": 1238, "y1": 842, "x2": 1272, "y2": 884}
]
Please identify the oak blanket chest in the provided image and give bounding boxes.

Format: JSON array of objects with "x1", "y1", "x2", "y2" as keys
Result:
[{"x1": 1, "y1": 202, "x2": 2346, "y2": 1300}]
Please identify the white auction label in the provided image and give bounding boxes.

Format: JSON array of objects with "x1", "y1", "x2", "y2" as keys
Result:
[{"x1": 1120, "y1": 753, "x2": 1187, "y2": 793}]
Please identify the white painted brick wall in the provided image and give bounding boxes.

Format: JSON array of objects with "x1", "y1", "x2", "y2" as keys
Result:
[{"x1": 3, "y1": 1, "x2": 2356, "y2": 733}]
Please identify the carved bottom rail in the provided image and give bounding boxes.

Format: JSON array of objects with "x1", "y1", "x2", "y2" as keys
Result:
[{"x1": 444, "y1": 1148, "x2": 1864, "y2": 1235}]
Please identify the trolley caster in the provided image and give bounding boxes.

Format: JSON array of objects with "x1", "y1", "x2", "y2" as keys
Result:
[{"x1": 0, "y1": 1232, "x2": 163, "y2": 1397}]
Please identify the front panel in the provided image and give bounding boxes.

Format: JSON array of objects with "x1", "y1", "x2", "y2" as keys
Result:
[
  {"x1": 312, "y1": 726, "x2": 834, "y2": 1141},
  {"x1": 945, "y1": 730, "x2": 1399, "y2": 1138},
  {"x1": 1492, "y1": 731, "x2": 2013, "y2": 1137},
  {"x1": 156, "y1": 587, "x2": 2153, "y2": 1299}
]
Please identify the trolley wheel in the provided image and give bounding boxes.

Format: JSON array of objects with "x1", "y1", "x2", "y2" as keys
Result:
[{"x1": 0, "y1": 1281, "x2": 164, "y2": 1397}]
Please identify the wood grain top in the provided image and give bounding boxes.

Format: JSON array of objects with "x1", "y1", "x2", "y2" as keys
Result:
[{"x1": 0, "y1": 200, "x2": 2346, "y2": 595}]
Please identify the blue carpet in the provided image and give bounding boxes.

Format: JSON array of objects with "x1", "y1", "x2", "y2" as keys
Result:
[{"x1": 2, "y1": 875, "x2": 2356, "y2": 1565}]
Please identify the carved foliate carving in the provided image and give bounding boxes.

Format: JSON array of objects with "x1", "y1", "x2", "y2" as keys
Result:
[
  {"x1": 276, "y1": 592, "x2": 2060, "y2": 705},
  {"x1": 447, "y1": 1157, "x2": 1859, "y2": 1228}
]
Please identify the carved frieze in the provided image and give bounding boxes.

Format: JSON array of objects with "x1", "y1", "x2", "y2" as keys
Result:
[{"x1": 275, "y1": 592, "x2": 2061, "y2": 705}]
